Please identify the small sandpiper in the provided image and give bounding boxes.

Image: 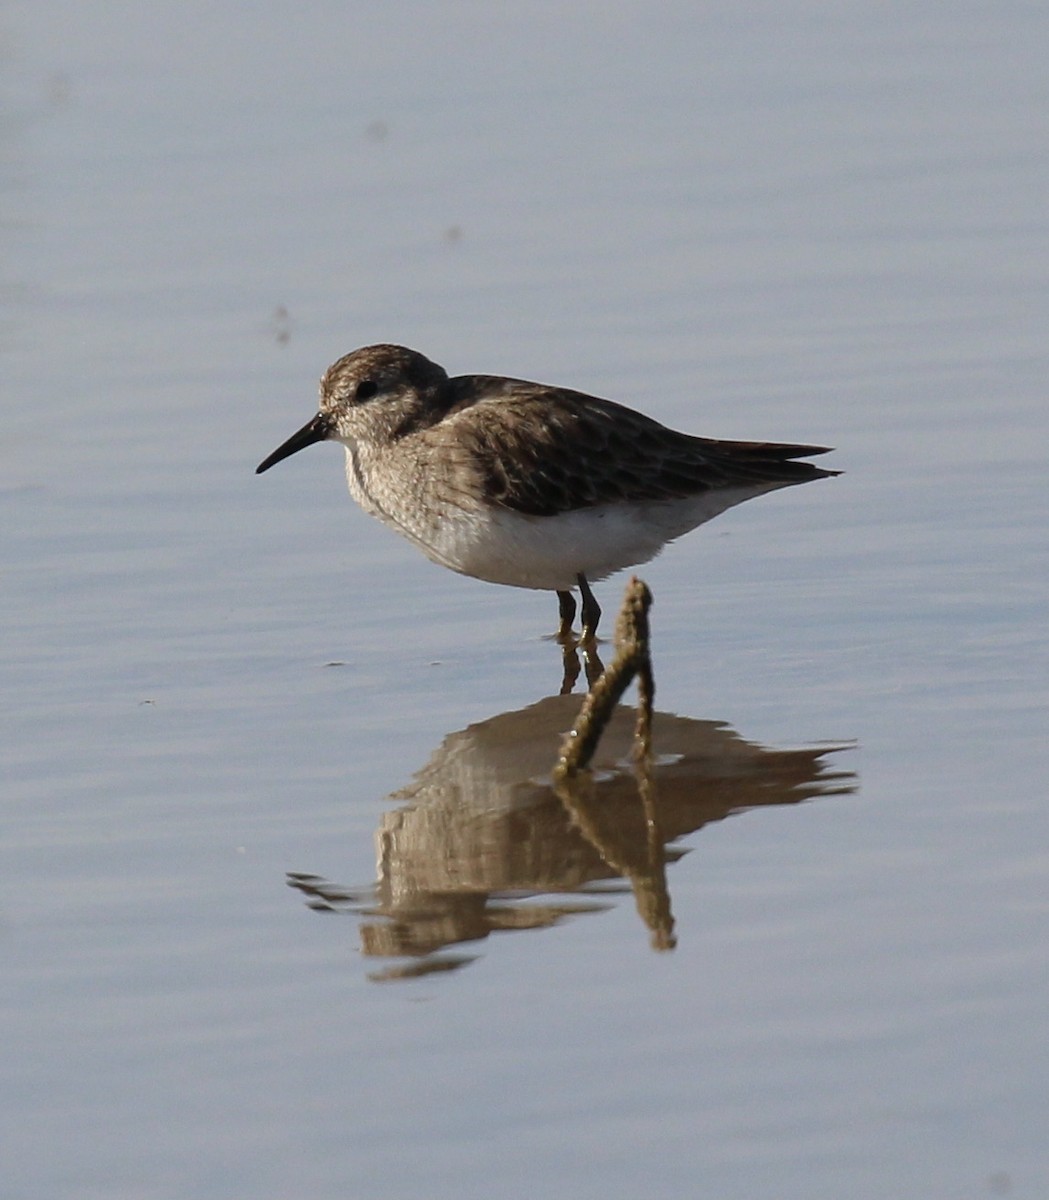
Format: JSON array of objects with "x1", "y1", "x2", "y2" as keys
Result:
[{"x1": 257, "y1": 344, "x2": 839, "y2": 640}]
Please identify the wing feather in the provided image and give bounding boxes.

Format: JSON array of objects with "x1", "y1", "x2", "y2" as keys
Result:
[{"x1": 433, "y1": 378, "x2": 837, "y2": 518}]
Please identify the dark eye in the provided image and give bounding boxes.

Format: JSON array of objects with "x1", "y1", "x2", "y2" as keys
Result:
[{"x1": 355, "y1": 379, "x2": 378, "y2": 402}]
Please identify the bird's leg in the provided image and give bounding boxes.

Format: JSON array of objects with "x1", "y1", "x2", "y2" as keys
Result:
[
  {"x1": 556, "y1": 589, "x2": 577, "y2": 642},
  {"x1": 577, "y1": 573, "x2": 601, "y2": 642}
]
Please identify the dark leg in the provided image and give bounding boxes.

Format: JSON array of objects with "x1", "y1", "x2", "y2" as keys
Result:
[
  {"x1": 556, "y1": 589, "x2": 577, "y2": 641},
  {"x1": 577, "y1": 573, "x2": 601, "y2": 642}
]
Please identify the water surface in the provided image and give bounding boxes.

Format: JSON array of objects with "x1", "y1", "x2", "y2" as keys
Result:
[{"x1": 2, "y1": 4, "x2": 1048, "y2": 1198}]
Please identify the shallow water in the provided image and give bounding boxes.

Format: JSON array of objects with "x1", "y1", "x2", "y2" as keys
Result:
[{"x1": 3, "y1": 4, "x2": 1048, "y2": 1198}]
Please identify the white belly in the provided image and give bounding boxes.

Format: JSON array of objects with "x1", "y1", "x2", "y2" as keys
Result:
[
  {"x1": 343, "y1": 441, "x2": 780, "y2": 591},
  {"x1": 437, "y1": 489, "x2": 779, "y2": 590}
]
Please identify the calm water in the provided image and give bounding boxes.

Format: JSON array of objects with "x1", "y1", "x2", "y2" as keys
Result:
[{"x1": 3, "y1": 4, "x2": 1048, "y2": 1198}]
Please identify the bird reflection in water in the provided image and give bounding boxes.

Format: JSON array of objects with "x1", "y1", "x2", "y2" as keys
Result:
[{"x1": 287, "y1": 695, "x2": 854, "y2": 982}]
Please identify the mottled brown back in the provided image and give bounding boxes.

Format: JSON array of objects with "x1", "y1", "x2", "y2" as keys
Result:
[{"x1": 435, "y1": 376, "x2": 838, "y2": 517}]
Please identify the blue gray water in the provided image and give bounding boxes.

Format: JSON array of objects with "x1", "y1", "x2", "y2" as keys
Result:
[{"x1": 3, "y1": 4, "x2": 1047, "y2": 1198}]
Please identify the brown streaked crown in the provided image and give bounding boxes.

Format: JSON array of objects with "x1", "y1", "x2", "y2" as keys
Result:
[{"x1": 320, "y1": 344, "x2": 449, "y2": 413}]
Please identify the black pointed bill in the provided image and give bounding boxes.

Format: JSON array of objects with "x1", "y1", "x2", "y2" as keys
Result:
[{"x1": 256, "y1": 413, "x2": 334, "y2": 474}]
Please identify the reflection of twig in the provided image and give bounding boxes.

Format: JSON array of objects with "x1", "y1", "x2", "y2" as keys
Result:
[
  {"x1": 633, "y1": 761, "x2": 675, "y2": 950},
  {"x1": 553, "y1": 768, "x2": 676, "y2": 951},
  {"x1": 554, "y1": 576, "x2": 654, "y2": 778}
]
